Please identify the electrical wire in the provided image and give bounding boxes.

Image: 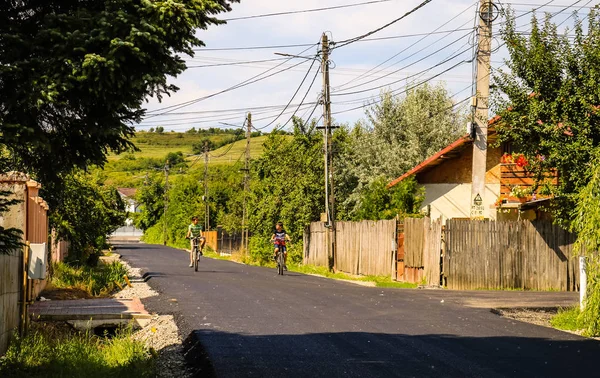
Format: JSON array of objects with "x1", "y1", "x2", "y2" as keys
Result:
[
  {"x1": 332, "y1": 0, "x2": 436, "y2": 49},
  {"x1": 144, "y1": 44, "x2": 318, "y2": 117},
  {"x1": 332, "y1": 32, "x2": 474, "y2": 96},
  {"x1": 334, "y1": 1, "x2": 477, "y2": 91},
  {"x1": 331, "y1": 59, "x2": 471, "y2": 115},
  {"x1": 223, "y1": 0, "x2": 394, "y2": 21},
  {"x1": 253, "y1": 54, "x2": 319, "y2": 130},
  {"x1": 271, "y1": 64, "x2": 323, "y2": 132}
]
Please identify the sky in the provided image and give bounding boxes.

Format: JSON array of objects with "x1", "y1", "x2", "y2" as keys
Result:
[{"x1": 138, "y1": 0, "x2": 595, "y2": 133}]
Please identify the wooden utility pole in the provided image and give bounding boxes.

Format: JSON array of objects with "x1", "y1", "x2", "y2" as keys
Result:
[
  {"x1": 320, "y1": 33, "x2": 336, "y2": 270},
  {"x1": 241, "y1": 113, "x2": 251, "y2": 254},
  {"x1": 163, "y1": 160, "x2": 169, "y2": 245},
  {"x1": 470, "y1": 0, "x2": 495, "y2": 219}
]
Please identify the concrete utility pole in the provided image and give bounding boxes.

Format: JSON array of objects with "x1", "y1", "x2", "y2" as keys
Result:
[
  {"x1": 241, "y1": 113, "x2": 251, "y2": 254},
  {"x1": 470, "y1": 0, "x2": 495, "y2": 219},
  {"x1": 320, "y1": 33, "x2": 336, "y2": 269},
  {"x1": 204, "y1": 141, "x2": 210, "y2": 232},
  {"x1": 163, "y1": 160, "x2": 169, "y2": 245}
]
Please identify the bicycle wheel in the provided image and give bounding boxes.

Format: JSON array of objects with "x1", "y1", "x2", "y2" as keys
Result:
[
  {"x1": 277, "y1": 252, "x2": 284, "y2": 275},
  {"x1": 194, "y1": 246, "x2": 199, "y2": 272}
]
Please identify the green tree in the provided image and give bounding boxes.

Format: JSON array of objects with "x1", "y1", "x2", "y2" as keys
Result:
[
  {"x1": 248, "y1": 118, "x2": 324, "y2": 263},
  {"x1": 48, "y1": 173, "x2": 126, "y2": 263},
  {"x1": 135, "y1": 176, "x2": 164, "y2": 232},
  {"x1": 192, "y1": 138, "x2": 216, "y2": 154},
  {"x1": 165, "y1": 151, "x2": 186, "y2": 167},
  {"x1": 1, "y1": 0, "x2": 237, "y2": 185},
  {"x1": 155, "y1": 127, "x2": 165, "y2": 134},
  {"x1": 492, "y1": 9, "x2": 600, "y2": 225},
  {"x1": 336, "y1": 84, "x2": 465, "y2": 219}
]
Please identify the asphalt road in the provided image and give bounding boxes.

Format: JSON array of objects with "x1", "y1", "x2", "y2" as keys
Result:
[{"x1": 117, "y1": 243, "x2": 600, "y2": 378}]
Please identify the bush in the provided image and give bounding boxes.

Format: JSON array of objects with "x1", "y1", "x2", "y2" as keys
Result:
[{"x1": 248, "y1": 237, "x2": 273, "y2": 266}]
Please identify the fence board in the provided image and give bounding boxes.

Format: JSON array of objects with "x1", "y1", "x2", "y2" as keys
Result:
[{"x1": 445, "y1": 219, "x2": 579, "y2": 291}]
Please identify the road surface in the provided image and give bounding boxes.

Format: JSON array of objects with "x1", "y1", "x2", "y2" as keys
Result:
[{"x1": 117, "y1": 243, "x2": 599, "y2": 378}]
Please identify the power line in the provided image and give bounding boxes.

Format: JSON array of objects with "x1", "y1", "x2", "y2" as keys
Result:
[
  {"x1": 188, "y1": 28, "x2": 476, "y2": 53},
  {"x1": 332, "y1": 0, "x2": 436, "y2": 49},
  {"x1": 331, "y1": 59, "x2": 471, "y2": 115},
  {"x1": 272, "y1": 63, "x2": 323, "y2": 132},
  {"x1": 253, "y1": 54, "x2": 320, "y2": 130},
  {"x1": 334, "y1": 1, "x2": 477, "y2": 91},
  {"x1": 192, "y1": 43, "x2": 317, "y2": 52},
  {"x1": 332, "y1": 31, "x2": 474, "y2": 96},
  {"x1": 223, "y1": 0, "x2": 394, "y2": 21},
  {"x1": 186, "y1": 57, "x2": 289, "y2": 68},
  {"x1": 144, "y1": 44, "x2": 318, "y2": 117}
]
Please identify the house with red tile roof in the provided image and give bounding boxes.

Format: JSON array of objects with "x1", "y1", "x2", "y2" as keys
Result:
[{"x1": 387, "y1": 117, "x2": 557, "y2": 222}]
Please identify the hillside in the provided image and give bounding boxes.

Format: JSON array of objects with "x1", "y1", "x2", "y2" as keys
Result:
[{"x1": 98, "y1": 131, "x2": 269, "y2": 188}]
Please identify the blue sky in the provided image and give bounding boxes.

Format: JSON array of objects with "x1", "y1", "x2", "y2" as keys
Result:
[{"x1": 138, "y1": 0, "x2": 594, "y2": 133}]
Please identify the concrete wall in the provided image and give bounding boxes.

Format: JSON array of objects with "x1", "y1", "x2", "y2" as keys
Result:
[
  {"x1": 421, "y1": 183, "x2": 501, "y2": 221},
  {"x1": 0, "y1": 175, "x2": 27, "y2": 355}
]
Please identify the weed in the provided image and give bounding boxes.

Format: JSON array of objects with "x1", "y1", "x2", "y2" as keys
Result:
[{"x1": 0, "y1": 324, "x2": 154, "y2": 378}]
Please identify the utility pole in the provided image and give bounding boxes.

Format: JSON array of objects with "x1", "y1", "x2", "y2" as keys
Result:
[
  {"x1": 470, "y1": 0, "x2": 495, "y2": 219},
  {"x1": 241, "y1": 113, "x2": 251, "y2": 254},
  {"x1": 320, "y1": 33, "x2": 336, "y2": 270},
  {"x1": 204, "y1": 141, "x2": 210, "y2": 232},
  {"x1": 163, "y1": 160, "x2": 169, "y2": 245}
]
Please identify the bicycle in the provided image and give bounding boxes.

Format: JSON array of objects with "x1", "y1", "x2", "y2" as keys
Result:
[
  {"x1": 189, "y1": 236, "x2": 204, "y2": 272},
  {"x1": 275, "y1": 244, "x2": 285, "y2": 276}
]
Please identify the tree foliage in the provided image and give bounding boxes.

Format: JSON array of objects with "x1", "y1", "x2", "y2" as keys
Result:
[
  {"x1": 0, "y1": 0, "x2": 237, "y2": 183},
  {"x1": 493, "y1": 8, "x2": 600, "y2": 225},
  {"x1": 0, "y1": 0, "x2": 237, "y2": 256},
  {"x1": 247, "y1": 118, "x2": 324, "y2": 263},
  {"x1": 47, "y1": 173, "x2": 126, "y2": 263},
  {"x1": 335, "y1": 85, "x2": 465, "y2": 219},
  {"x1": 571, "y1": 149, "x2": 600, "y2": 336}
]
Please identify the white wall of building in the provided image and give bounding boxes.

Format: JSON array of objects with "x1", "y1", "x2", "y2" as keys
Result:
[{"x1": 421, "y1": 183, "x2": 500, "y2": 221}]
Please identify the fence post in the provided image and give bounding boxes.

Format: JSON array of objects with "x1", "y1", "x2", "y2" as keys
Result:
[{"x1": 580, "y1": 256, "x2": 587, "y2": 311}]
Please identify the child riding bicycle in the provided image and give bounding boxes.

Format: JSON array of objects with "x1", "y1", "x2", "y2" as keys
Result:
[
  {"x1": 271, "y1": 222, "x2": 291, "y2": 271},
  {"x1": 186, "y1": 216, "x2": 205, "y2": 267}
]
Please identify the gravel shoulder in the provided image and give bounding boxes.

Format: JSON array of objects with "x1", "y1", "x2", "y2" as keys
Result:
[{"x1": 114, "y1": 256, "x2": 192, "y2": 378}]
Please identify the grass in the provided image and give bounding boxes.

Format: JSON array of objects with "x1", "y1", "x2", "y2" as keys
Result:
[
  {"x1": 0, "y1": 322, "x2": 154, "y2": 378},
  {"x1": 550, "y1": 306, "x2": 582, "y2": 332},
  {"x1": 48, "y1": 261, "x2": 128, "y2": 298}
]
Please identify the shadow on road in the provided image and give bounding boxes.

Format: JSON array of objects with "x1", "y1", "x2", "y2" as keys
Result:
[{"x1": 183, "y1": 329, "x2": 600, "y2": 378}]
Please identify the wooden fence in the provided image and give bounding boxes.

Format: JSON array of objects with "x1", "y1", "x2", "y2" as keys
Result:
[
  {"x1": 0, "y1": 174, "x2": 48, "y2": 355},
  {"x1": 445, "y1": 219, "x2": 579, "y2": 291},
  {"x1": 304, "y1": 220, "x2": 397, "y2": 277},
  {"x1": 399, "y1": 217, "x2": 443, "y2": 285}
]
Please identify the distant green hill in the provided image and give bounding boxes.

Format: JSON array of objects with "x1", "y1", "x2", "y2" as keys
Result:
[{"x1": 98, "y1": 131, "x2": 269, "y2": 188}]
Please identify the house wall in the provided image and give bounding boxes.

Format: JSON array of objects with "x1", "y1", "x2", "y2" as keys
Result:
[
  {"x1": 418, "y1": 146, "x2": 502, "y2": 185},
  {"x1": 421, "y1": 183, "x2": 501, "y2": 221}
]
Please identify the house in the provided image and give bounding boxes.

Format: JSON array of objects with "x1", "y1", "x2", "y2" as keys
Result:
[
  {"x1": 388, "y1": 117, "x2": 558, "y2": 222},
  {"x1": 117, "y1": 188, "x2": 140, "y2": 226}
]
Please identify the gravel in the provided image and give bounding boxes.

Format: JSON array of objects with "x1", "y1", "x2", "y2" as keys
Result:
[{"x1": 114, "y1": 256, "x2": 192, "y2": 378}]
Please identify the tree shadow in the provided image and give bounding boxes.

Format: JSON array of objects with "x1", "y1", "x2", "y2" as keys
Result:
[{"x1": 184, "y1": 329, "x2": 600, "y2": 378}]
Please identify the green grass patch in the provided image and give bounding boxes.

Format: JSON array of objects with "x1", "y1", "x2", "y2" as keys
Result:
[
  {"x1": 50, "y1": 261, "x2": 128, "y2": 297},
  {"x1": 550, "y1": 306, "x2": 582, "y2": 332},
  {"x1": 0, "y1": 323, "x2": 154, "y2": 378}
]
